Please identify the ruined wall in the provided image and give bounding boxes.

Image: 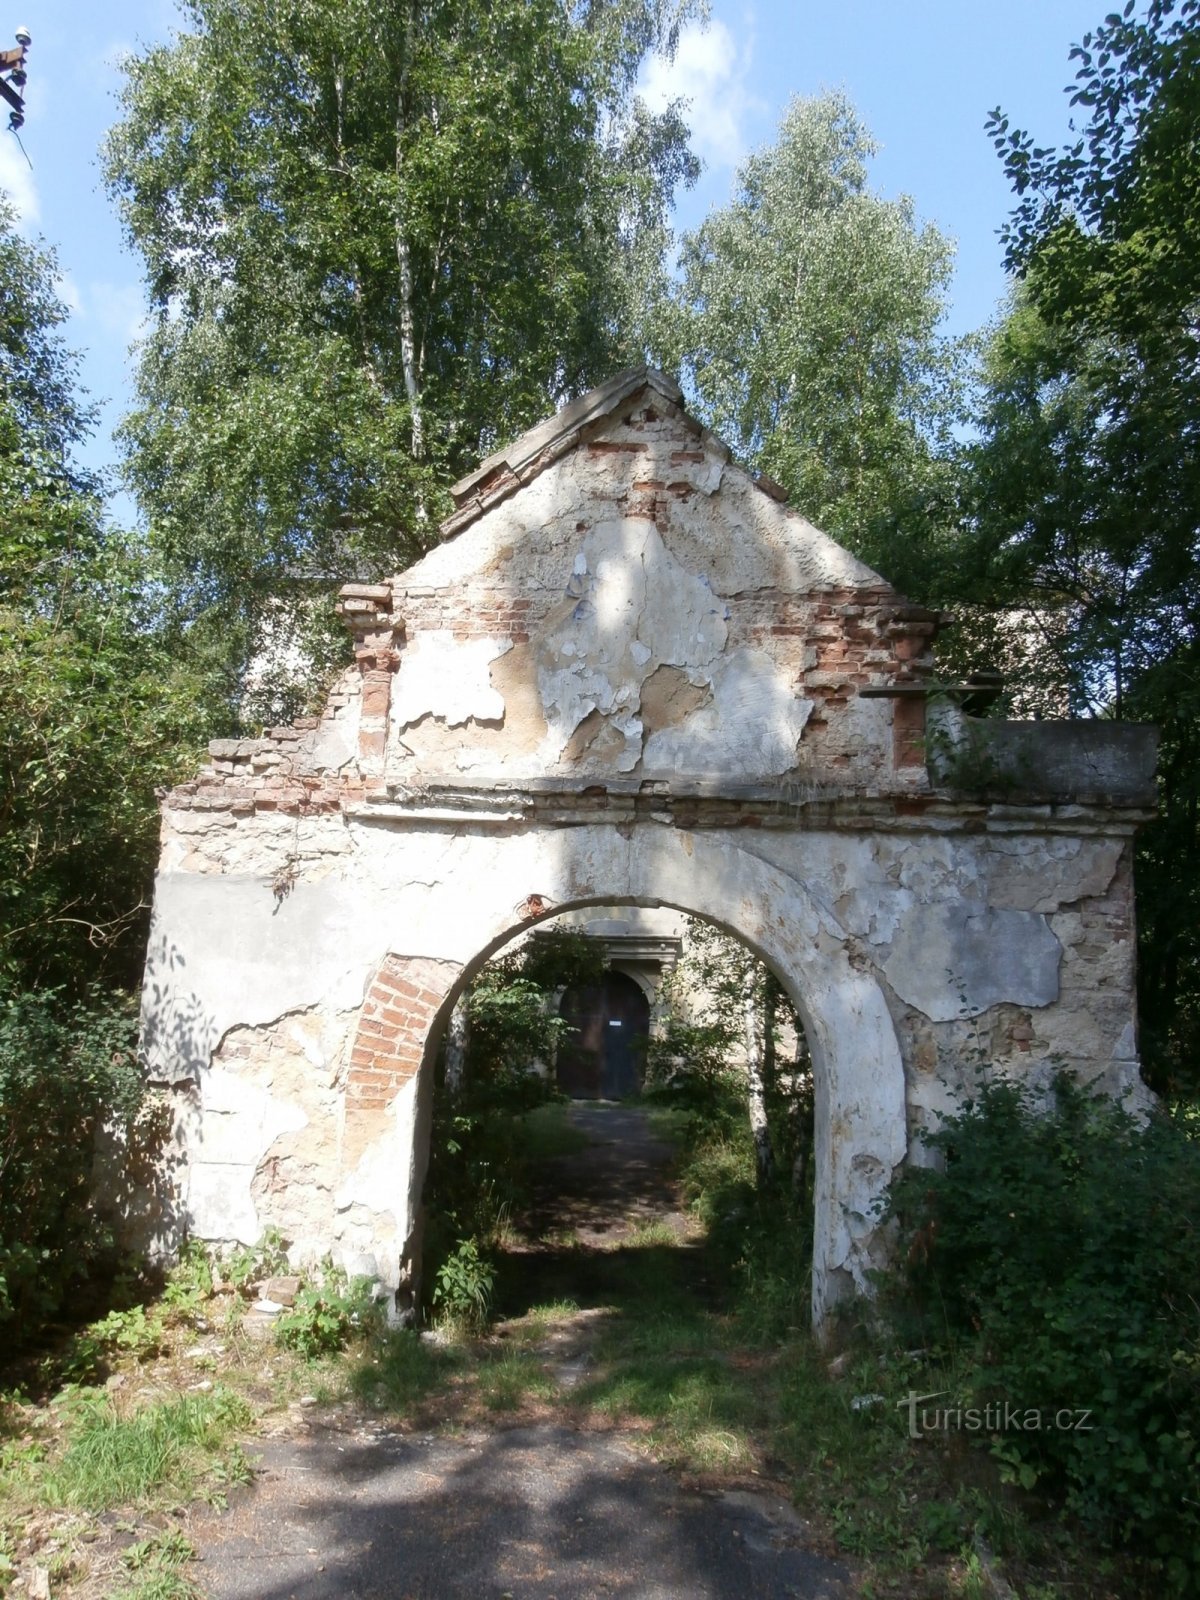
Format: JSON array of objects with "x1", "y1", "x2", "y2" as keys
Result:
[{"x1": 138, "y1": 368, "x2": 1155, "y2": 1329}]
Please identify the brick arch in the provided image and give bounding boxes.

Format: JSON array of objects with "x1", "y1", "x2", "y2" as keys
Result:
[
  {"x1": 347, "y1": 955, "x2": 464, "y2": 1118},
  {"x1": 361, "y1": 819, "x2": 910, "y2": 1330}
]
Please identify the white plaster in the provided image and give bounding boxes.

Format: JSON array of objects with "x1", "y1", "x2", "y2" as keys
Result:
[
  {"x1": 643, "y1": 647, "x2": 813, "y2": 777},
  {"x1": 883, "y1": 902, "x2": 1062, "y2": 1021},
  {"x1": 140, "y1": 875, "x2": 387, "y2": 1076},
  {"x1": 392, "y1": 631, "x2": 513, "y2": 730},
  {"x1": 537, "y1": 518, "x2": 728, "y2": 769},
  {"x1": 336, "y1": 1077, "x2": 419, "y2": 1226},
  {"x1": 195, "y1": 1066, "x2": 308, "y2": 1166},
  {"x1": 188, "y1": 1162, "x2": 260, "y2": 1244},
  {"x1": 310, "y1": 709, "x2": 359, "y2": 772},
  {"x1": 1111, "y1": 1020, "x2": 1137, "y2": 1061}
]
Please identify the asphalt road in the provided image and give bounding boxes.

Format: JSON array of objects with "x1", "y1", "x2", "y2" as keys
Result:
[
  {"x1": 196, "y1": 1421, "x2": 852, "y2": 1600},
  {"x1": 193, "y1": 1104, "x2": 854, "y2": 1600}
]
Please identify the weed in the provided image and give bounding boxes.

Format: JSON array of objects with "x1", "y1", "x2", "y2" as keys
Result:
[
  {"x1": 349, "y1": 1330, "x2": 450, "y2": 1412},
  {"x1": 478, "y1": 1351, "x2": 558, "y2": 1412},
  {"x1": 623, "y1": 1217, "x2": 679, "y2": 1248},
  {"x1": 160, "y1": 1241, "x2": 213, "y2": 1318},
  {"x1": 275, "y1": 1268, "x2": 381, "y2": 1360},
  {"x1": 113, "y1": 1529, "x2": 202, "y2": 1600},
  {"x1": 220, "y1": 1227, "x2": 289, "y2": 1294},
  {"x1": 521, "y1": 1298, "x2": 581, "y2": 1326},
  {"x1": 88, "y1": 1305, "x2": 167, "y2": 1361},
  {"x1": 431, "y1": 1239, "x2": 495, "y2": 1335},
  {"x1": 514, "y1": 1103, "x2": 591, "y2": 1162}
]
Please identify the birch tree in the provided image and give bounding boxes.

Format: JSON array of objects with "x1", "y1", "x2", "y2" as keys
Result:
[
  {"x1": 105, "y1": 0, "x2": 700, "y2": 703},
  {"x1": 665, "y1": 92, "x2": 966, "y2": 594}
]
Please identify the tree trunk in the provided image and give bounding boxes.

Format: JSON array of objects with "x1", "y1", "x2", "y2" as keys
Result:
[
  {"x1": 443, "y1": 994, "x2": 470, "y2": 1098},
  {"x1": 394, "y1": 7, "x2": 425, "y2": 466},
  {"x1": 791, "y1": 1028, "x2": 812, "y2": 1201},
  {"x1": 744, "y1": 987, "x2": 774, "y2": 1185}
]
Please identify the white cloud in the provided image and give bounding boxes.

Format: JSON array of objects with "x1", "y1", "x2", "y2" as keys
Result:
[
  {"x1": 57, "y1": 272, "x2": 82, "y2": 316},
  {"x1": 639, "y1": 18, "x2": 760, "y2": 171},
  {"x1": 86, "y1": 279, "x2": 150, "y2": 347},
  {"x1": 0, "y1": 129, "x2": 39, "y2": 227}
]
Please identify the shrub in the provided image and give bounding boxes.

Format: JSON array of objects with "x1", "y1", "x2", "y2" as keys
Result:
[
  {"x1": 274, "y1": 1267, "x2": 381, "y2": 1359},
  {"x1": 0, "y1": 986, "x2": 144, "y2": 1344},
  {"x1": 887, "y1": 1073, "x2": 1200, "y2": 1590}
]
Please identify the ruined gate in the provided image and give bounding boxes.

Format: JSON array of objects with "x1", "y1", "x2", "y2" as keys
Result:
[{"x1": 138, "y1": 368, "x2": 1157, "y2": 1328}]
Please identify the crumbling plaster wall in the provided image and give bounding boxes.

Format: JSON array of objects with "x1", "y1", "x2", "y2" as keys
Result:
[
  {"x1": 139, "y1": 368, "x2": 1153, "y2": 1331},
  {"x1": 382, "y1": 396, "x2": 914, "y2": 785},
  {"x1": 142, "y1": 801, "x2": 1145, "y2": 1324}
]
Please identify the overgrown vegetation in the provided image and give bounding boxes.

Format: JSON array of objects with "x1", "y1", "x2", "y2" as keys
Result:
[
  {"x1": 274, "y1": 1268, "x2": 382, "y2": 1359},
  {"x1": 0, "y1": 990, "x2": 145, "y2": 1346},
  {"x1": 420, "y1": 930, "x2": 606, "y2": 1325},
  {"x1": 0, "y1": 1235, "x2": 392, "y2": 1594},
  {"x1": 887, "y1": 1075, "x2": 1200, "y2": 1592}
]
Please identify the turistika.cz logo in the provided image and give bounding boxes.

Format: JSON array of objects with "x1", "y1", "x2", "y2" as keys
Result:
[{"x1": 899, "y1": 1391, "x2": 1095, "y2": 1441}]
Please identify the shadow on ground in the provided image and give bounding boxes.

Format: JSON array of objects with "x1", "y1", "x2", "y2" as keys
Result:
[
  {"x1": 196, "y1": 1422, "x2": 851, "y2": 1600},
  {"x1": 194, "y1": 1103, "x2": 852, "y2": 1599}
]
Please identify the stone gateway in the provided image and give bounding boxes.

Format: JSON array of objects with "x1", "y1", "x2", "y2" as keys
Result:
[{"x1": 137, "y1": 368, "x2": 1157, "y2": 1329}]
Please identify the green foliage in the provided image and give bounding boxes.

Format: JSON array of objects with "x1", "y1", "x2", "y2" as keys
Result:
[
  {"x1": 465, "y1": 931, "x2": 608, "y2": 1103},
  {"x1": 350, "y1": 1327, "x2": 448, "y2": 1410},
  {"x1": 975, "y1": 1, "x2": 1200, "y2": 1092},
  {"x1": 104, "y1": 0, "x2": 700, "y2": 707},
  {"x1": 86, "y1": 1306, "x2": 166, "y2": 1363},
  {"x1": 422, "y1": 930, "x2": 610, "y2": 1323},
  {"x1": 664, "y1": 91, "x2": 968, "y2": 595},
  {"x1": 647, "y1": 921, "x2": 812, "y2": 1174},
  {"x1": 220, "y1": 1227, "x2": 289, "y2": 1292},
  {"x1": 431, "y1": 1239, "x2": 496, "y2": 1335},
  {"x1": 274, "y1": 1267, "x2": 381, "y2": 1359},
  {"x1": 159, "y1": 1241, "x2": 214, "y2": 1317},
  {"x1": 0, "y1": 988, "x2": 144, "y2": 1344},
  {"x1": 887, "y1": 1074, "x2": 1200, "y2": 1588},
  {"x1": 0, "y1": 203, "x2": 214, "y2": 994}
]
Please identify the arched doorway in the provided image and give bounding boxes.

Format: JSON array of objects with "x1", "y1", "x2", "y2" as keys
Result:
[
  {"x1": 557, "y1": 971, "x2": 651, "y2": 1099},
  {"x1": 136, "y1": 368, "x2": 1152, "y2": 1340}
]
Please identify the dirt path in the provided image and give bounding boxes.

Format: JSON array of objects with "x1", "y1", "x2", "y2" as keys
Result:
[
  {"x1": 194, "y1": 1104, "x2": 854, "y2": 1600},
  {"x1": 520, "y1": 1103, "x2": 691, "y2": 1245}
]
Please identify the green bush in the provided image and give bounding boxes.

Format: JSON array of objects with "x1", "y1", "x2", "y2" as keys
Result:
[
  {"x1": 0, "y1": 986, "x2": 144, "y2": 1344},
  {"x1": 274, "y1": 1267, "x2": 381, "y2": 1359},
  {"x1": 887, "y1": 1074, "x2": 1200, "y2": 1590}
]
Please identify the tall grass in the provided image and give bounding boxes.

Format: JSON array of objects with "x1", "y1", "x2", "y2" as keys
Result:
[{"x1": 35, "y1": 1388, "x2": 252, "y2": 1511}]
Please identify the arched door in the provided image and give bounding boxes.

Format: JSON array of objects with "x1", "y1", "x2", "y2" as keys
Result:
[{"x1": 557, "y1": 971, "x2": 650, "y2": 1099}]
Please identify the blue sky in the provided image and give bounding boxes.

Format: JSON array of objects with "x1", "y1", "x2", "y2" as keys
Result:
[{"x1": 2, "y1": 0, "x2": 1103, "y2": 509}]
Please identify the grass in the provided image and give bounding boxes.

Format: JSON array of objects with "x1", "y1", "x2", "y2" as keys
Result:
[
  {"x1": 111, "y1": 1531, "x2": 203, "y2": 1600},
  {"x1": 350, "y1": 1329, "x2": 453, "y2": 1412},
  {"x1": 0, "y1": 1099, "x2": 1167, "y2": 1599},
  {"x1": 478, "y1": 1350, "x2": 560, "y2": 1412},
  {"x1": 16, "y1": 1388, "x2": 252, "y2": 1514},
  {"x1": 513, "y1": 1101, "x2": 592, "y2": 1162}
]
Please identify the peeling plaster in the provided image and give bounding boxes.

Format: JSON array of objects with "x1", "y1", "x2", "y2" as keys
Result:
[
  {"x1": 392, "y1": 631, "x2": 513, "y2": 730},
  {"x1": 538, "y1": 518, "x2": 728, "y2": 771},
  {"x1": 884, "y1": 902, "x2": 1063, "y2": 1020},
  {"x1": 643, "y1": 647, "x2": 813, "y2": 778}
]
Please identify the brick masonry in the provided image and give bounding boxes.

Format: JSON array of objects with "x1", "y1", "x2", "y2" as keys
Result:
[{"x1": 347, "y1": 956, "x2": 461, "y2": 1114}]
